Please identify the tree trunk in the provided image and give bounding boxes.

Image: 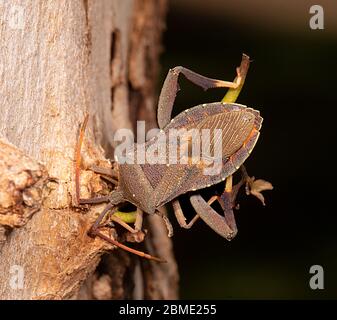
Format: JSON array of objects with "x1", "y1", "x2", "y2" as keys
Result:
[{"x1": 0, "y1": 0, "x2": 178, "y2": 300}]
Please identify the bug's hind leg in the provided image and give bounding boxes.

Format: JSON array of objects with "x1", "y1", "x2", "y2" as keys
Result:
[
  {"x1": 189, "y1": 194, "x2": 237, "y2": 241},
  {"x1": 157, "y1": 54, "x2": 250, "y2": 129},
  {"x1": 189, "y1": 167, "x2": 272, "y2": 240},
  {"x1": 188, "y1": 175, "x2": 239, "y2": 240}
]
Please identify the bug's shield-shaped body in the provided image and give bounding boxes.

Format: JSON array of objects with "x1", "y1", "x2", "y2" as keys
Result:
[{"x1": 118, "y1": 102, "x2": 262, "y2": 214}]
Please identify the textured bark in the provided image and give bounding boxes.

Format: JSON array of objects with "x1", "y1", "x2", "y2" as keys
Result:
[
  {"x1": 0, "y1": 138, "x2": 48, "y2": 229},
  {"x1": 0, "y1": 0, "x2": 178, "y2": 300}
]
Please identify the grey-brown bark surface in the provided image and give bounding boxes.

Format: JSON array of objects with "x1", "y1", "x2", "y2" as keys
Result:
[{"x1": 0, "y1": 0, "x2": 178, "y2": 300}]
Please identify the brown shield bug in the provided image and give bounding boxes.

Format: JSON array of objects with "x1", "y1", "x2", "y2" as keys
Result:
[{"x1": 75, "y1": 54, "x2": 272, "y2": 262}]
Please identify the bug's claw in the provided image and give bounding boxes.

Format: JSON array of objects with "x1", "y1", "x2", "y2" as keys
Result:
[
  {"x1": 239, "y1": 165, "x2": 273, "y2": 206},
  {"x1": 245, "y1": 176, "x2": 274, "y2": 206}
]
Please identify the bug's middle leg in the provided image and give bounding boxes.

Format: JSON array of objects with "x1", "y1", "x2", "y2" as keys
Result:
[
  {"x1": 110, "y1": 208, "x2": 146, "y2": 243},
  {"x1": 110, "y1": 207, "x2": 143, "y2": 234},
  {"x1": 172, "y1": 195, "x2": 218, "y2": 230}
]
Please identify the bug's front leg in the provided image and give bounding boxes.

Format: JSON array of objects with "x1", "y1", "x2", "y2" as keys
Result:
[
  {"x1": 157, "y1": 54, "x2": 250, "y2": 129},
  {"x1": 75, "y1": 114, "x2": 165, "y2": 262},
  {"x1": 75, "y1": 113, "x2": 117, "y2": 205}
]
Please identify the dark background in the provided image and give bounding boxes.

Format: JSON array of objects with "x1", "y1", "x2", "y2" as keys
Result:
[{"x1": 159, "y1": 0, "x2": 337, "y2": 299}]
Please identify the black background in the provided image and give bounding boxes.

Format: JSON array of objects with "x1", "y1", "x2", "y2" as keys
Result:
[{"x1": 159, "y1": 1, "x2": 337, "y2": 299}]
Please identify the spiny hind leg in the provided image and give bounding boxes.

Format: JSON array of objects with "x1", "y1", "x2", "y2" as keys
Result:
[
  {"x1": 189, "y1": 166, "x2": 273, "y2": 240},
  {"x1": 157, "y1": 54, "x2": 250, "y2": 129},
  {"x1": 188, "y1": 175, "x2": 238, "y2": 240}
]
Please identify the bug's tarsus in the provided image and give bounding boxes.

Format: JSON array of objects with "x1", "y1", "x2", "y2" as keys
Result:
[
  {"x1": 172, "y1": 199, "x2": 199, "y2": 229},
  {"x1": 156, "y1": 208, "x2": 174, "y2": 237},
  {"x1": 134, "y1": 208, "x2": 143, "y2": 232},
  {"x1": 89, "y1": 165, "x2": 118, "y2": 185}
]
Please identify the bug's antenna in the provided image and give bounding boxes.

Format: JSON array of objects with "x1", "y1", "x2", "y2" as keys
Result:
[
  {"x1": 75, "y1": 113, "x2": 89, "y2": 205},
  {"x1": 92, "y1": 229, "x2": 167, "y2": 263},
  {"x1": 88, "y1": 203, "x2": 166, "y2": 262}
]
